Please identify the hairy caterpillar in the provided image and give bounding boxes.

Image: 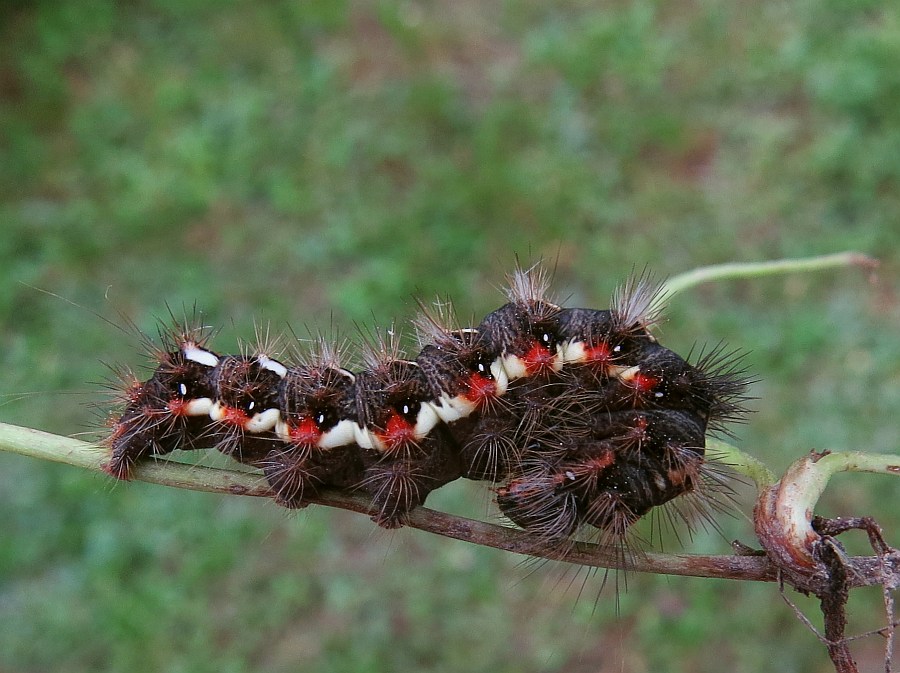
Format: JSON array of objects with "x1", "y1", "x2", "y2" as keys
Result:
[{"x1": 104, "y1": 264, "x2": 751, "y2": 545}]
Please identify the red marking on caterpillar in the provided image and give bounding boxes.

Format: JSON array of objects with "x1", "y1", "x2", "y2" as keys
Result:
[
  {"x1": 379, "y1": 410, "x2": 418, "y2": 453},
  {"x1": 286, "y1": 417, "x2": 322, "y2": 447},
  {"x1": 584, "y1": 341, "x2": 613, "y2": 366},
  {"x1": 521, "y1": 341, "x2": 557, "y2": 376},
  {"x1": 463, "y1": 372, "x2": 496, "y2": 406},
  {"x1": 102, "y1": 263, "x2": 754, "y2": 550},
  {"x1": 628, "y1": 371, "x2": 659, "y2": 394}
]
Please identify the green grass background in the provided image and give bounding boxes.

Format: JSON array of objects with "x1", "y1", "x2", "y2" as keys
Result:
[{"x1": 1, "y1": 1, "x2": 899, "y2": 671}]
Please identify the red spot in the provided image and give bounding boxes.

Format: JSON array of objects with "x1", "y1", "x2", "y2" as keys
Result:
[
  {"x1": 498, "y1": 479, "x2": 534, "y2": 498},
  {"x1": 167, "y1": 398, "x2": 190, "y2": 416},
  {"x1": 589, "y1": 450, "x2": 616, "y2": 472},
  {"x1": 624, "y1": 415, "x2": 650, "y2": 445},
  {"x1": 464, "y1": 373, "x2": 496, "y2": 405},
  {"x1": 379, "y1": 410, "x2": 416, "y2": 450},
  {"x1": 572, "y1": 449, "x2": 616, "y2": 482},
  {"x1": 522, "y1": 341, "x2": 555, "y2": 375},
  {"x1": 629, "y1": 372, "x2": 658, "y2": 393},
  {"x1": 551, "y1": 472, "x2": 570, "y2": 487},
  {"x1": 585, "y1": 342, "x2": 612, "y2": 366},
  {"x1": 219, "y1": 405, "x2": 250, "y2": 428},
  {"x1": 288, "y1": 416, "x2": 321, "y2": 446}
]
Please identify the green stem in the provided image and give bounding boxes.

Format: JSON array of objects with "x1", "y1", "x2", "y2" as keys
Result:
[
  {"x1": 0, "y1": 433, "x2": 893, "y2": 588},
  {"x1": 785, "y1": 451, "x2": 900, "y2": 519},
  {"x1": 664, "y1": 251, "x2": 877, "y2": 299},
  {"x1": 708, "y1": 438, "x2": 776, "y2": 490},
  {"x1": 0, "y1": 423, "x2": 273, "y2": 495}
]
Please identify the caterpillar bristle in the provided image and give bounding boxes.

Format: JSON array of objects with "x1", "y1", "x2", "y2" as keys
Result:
[
  {"x1": 103, "y1": 262, "x2": 753, "y2": 568},
  {"x1": 262, "y1": 450, "x2": 323, "y2": 509},
  {"x1": 153, "y1": 306, "x2": 217, "y2": 365},
  {"x1": 99, "y1": 362, "x2": 144, "y2": 408},
  {"x1": 242, "y1": 321, "x2": 286, "y2": 362},
  {"x1": 283, "y1": 319, "x2": 355, "y2": 371},
  {"x1": 413, "y1": 296, "x2": 472, "y2": 349},
  {"x1": 358, "y1": 323, "x2": 408, "y2": 374},
  {"x1": 304, "y1": 335, "x2": 351, "y2": 372},
  {"x1": 361, "y1": 461, "x2": 426, "y2": 529},
  {"x1": 690, "y1": 343, "x2": 756, "y2": 434},
  {"x1": 504, "y1": 261, "x2": 560, "y2": 322},
  {"x1": 496, "y1": 469, "x2": 580, "y2": 545},
  {"x1": 611, "y1": 268, "x2": 667, "y2": 336},
  {"x1": 583, "y1": 491, "x2": 641, "y2": 550},
  {"x1": 459, "y1": 424, "x2": 519, "y2": 482}
]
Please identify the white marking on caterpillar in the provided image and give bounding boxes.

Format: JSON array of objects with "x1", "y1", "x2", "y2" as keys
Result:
[
  {"x1": 501, "y1": 354, "x2": 529, "y2": 381},
  {"x1": 257, "y1": 354, "x2": 287, "y2": 378},
  {"x1": 244, "y1": 408, "x2": 281, "y2": 433},
  {"x1": 183, "y1": 344, "x2": 219, "y2": 367},
  {"x1": 612, "y1": 365, "x2": 640, "y2": 381},
  {"x1": 413, "y1": 401, "x2": 441, "y2": 438},
  {"x1": 489, "y1": 357, "x2": 510, "y2": 394},
  {"x1": 183, "y1": 398, "x2": 214, "y2": 416},
  {"x1": 209, "y1": 401, "x2": 227, "y2": 422},
  {"x1": 433, "y1": 393, "x2": 477, "y2": 423},
  {"x1": 353, "y1": 423, "x2": 383, "y2": 451},
  {"x1": 559, "y1": 340, "x2": 587, "y2": 364},
  {"x1": 318, "y1": 419, "x2": 357, "y2": 449}
]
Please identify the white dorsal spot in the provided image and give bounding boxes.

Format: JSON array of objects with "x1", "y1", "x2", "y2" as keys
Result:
[
  {"x1": 611, "y1": 365, "x2": 640, "y2": 381},
  {"x1": 257, "y1": 354, "x2": 288, "y2": 378},
  {"x1": 209, "y1": 401, "x2": 227, "y2": 422},
  {"x1": 489, "y1": 357, "x2": 510, "y2": 394},
  {"x1": 414, "y1": 402, "x2": 441, "y2": 438},
  {"x1": 318, "y1": 419, "x2": 357, "y2": 449},
  {"x1": 183, "y1": 344, "x2": 219, "y2": 368},
  {"x1": 353, "y1": 423, "x2": 383, "y2": 451},
  {"x1": 559, "y1": 340, "x2": 585, "y2": 364},
  {"x1": 183, "y1": 398, "x2": 213, "y2": 417},
  {"x1": 245, "y1": 408, "x2": 281, "y2": 433}
]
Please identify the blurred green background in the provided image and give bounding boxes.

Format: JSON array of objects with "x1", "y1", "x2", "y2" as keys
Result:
[{"x1": 1, "y1": 1, "x2": 898, "y2": 671}]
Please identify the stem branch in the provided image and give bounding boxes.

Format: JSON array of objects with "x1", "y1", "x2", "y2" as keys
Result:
[{"x1": 664, "y1": 252, "x2": 878, "y2": 298}]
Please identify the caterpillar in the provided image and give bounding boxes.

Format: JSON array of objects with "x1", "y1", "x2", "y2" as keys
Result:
[{"x1": 104, "y1": 264, "x2": 751, "y2": 546}]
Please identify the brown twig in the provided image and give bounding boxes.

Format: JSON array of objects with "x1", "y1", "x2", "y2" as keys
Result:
[{"x1": 756, "y1": 455, "x2": 900, "y2": 673}]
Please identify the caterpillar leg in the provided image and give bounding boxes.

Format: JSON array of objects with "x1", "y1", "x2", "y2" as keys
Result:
[{"x1": 361, "y1": 431, "x2": 460, "y2": 528}]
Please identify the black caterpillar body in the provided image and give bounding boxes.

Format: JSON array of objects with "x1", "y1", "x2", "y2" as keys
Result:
[{"x1": 105, "y1": 265, "x2": 750, "y2": 542}]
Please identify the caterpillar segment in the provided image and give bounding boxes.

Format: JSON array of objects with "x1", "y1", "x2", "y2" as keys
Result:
[
  {"x1": 105, "y1": 337, "x2": 219, "y2": 480},
  {"x1": 265, "y1": 349, "x2": 361, "y2": 509},
  {"x1": 208, "y1": 353, "x2": 285, "y2": 464}
]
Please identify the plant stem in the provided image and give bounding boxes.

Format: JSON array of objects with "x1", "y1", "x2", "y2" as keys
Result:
[
  {"x1": 0, "y1": 422, "x2": 771, "y2": 579},
  {"x1": 708, "y1": 437, "x2": 776, "y2": 489},
  {"x1": 1, "y1": 422, "x2": 893, "y2": 587},
  {"x1": 756, "y1": 450, "x2": 900, "y2": 571},
  {"x1": 663, "y1": 251, "x2": 878, "y2": 299}
]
